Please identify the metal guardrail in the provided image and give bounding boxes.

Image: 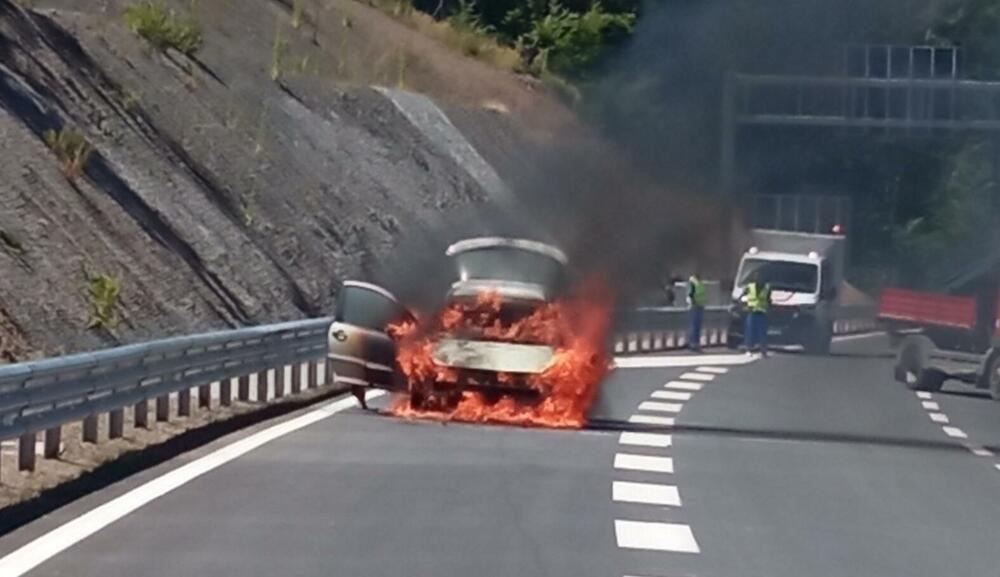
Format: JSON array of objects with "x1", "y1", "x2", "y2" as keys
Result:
[
  {"x1": 0, "y1": 318, "x2": 334, "y2": 479},
  {"x1": 614, "y1": 304, "x2": 880, "y2": 354}
]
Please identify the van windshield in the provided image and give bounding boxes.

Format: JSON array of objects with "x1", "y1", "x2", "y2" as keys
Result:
[{"x1": 738, "y1": 258, "x2": 819, "y2": 293}]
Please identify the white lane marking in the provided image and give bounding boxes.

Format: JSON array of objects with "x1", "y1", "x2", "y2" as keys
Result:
[
  {"x1": 831, "y1": 331, "x2": 885, "y2": 342},
  {"x1": 638, "y1": 401, "x2": 683, "y2": 414},
  {"x1": 929, "y1": 412, "x2": 950, "y2": 424},
  {"x1": 696, "y1": 366, "x2": 729, "y2": 374},
  {"x1": 613, "y1": 481, "x2": 681, "y2": 506},
  {"x1": 665, "y1": 380, "x2": 703, "y2": 391},
  {"x1": 651, "y1": 390, "x2": 693, "y2": 401},
  {"x1": 0, "y1": 391, "x2": 383, "y2": 577},
  {"x1": 628, "y1": 414, "x2": 676, "y2": 426},
  {"x1": 968, "y1": 446, "x2": 994, "y2": 457},
  {"x1": 943, "y1": 426, "x2": 968, "y2": 439},
  {"x1": 614, "y1": 453, "x2": 674, "y2": 473},
  {"x1": 615, "y1": 520, "x2": 700, "y2": 553},
  {"x1": 921, "y1": 401, "x2": 940, "y2": 411},
  {"x1": 619, "y1": 432, "x2": 673, "y2": 448},
  {"x1": 995, "y1": 464, "x2": 1000, "y2": 472},
  {"x1": 916, "y1": 392, "x2": 933, "y2": 399},
  {"x1": 614, "y1": 354, "x2": 757, "y2": 369},
  {"x1": 679, "y1": 372, "x2": 714, "y2": 382}
]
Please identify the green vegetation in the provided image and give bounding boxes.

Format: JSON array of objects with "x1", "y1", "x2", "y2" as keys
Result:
[
  {"x1": 271, "y1": 26, "x2": 289, "y2": 81},
  {"x1": 85, "y1": 273, "x2": 121, "y2": 330},
  {"x1": 291, "y1": 0, "x2": 306, "y2": 29},
  {"x1": 123, "y1": 2, "x2": 202, "y2": 55},
  {"x1": 43, "y1": 128, "x2": 93, "y2": 181},
  {"x1": 408, "y1": 0, "x2": 638, "y2": 78}
]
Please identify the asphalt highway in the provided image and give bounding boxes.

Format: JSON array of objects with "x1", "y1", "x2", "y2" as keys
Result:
[{"x1": 2, "y1": 333, "x2": 1000, "y2": 577}]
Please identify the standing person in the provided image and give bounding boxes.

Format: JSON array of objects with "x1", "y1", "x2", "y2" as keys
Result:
[
  {"x1": 687, "y1": 272, "x2": 707, "y2": 352},
  {"x1": 741, "y1": 272, "x2": 772, "y2": 356}
]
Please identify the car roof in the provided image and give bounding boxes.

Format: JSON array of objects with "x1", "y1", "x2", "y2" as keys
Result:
[
  {"x1": 743, "y1": 251, "x2": 822, "y2": 265},
  {"x1": 446, "y1": 237, "x2": 568, "y2": 265}
]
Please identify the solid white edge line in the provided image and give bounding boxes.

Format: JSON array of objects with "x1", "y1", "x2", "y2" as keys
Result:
[
  {"x1": 0, "y1": 391, "x2": 383, "y2": 577},
  {"x1": 612, "y1": 481, "x2": 681, "y2": 506},
  {"x1": 830, "y1": 331, "x2": 885, "y2": 342},
  {"x1": 942, "y1": 426, "x2": 968, "y2": 439},
  {"x1": 613, "y1": 354, "x2": 757, "y2": 369}
]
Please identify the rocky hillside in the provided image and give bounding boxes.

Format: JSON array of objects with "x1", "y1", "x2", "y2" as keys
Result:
[{"x1": 0, "y1": 0, "x2": 574, "y2": 359}]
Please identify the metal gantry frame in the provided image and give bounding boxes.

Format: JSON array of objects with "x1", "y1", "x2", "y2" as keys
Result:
[{"x1": 718, "y1": 51, "x2": 1000, "y2": 269}]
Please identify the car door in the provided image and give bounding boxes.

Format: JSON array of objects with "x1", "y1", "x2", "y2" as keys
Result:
[{"x1": 327, "y1": 280, "x2": 411, "y2": 392}]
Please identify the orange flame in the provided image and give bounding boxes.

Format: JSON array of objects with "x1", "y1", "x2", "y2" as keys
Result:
[{"x1": 388, "y1": 277, "x2": 612, "y2": 428}]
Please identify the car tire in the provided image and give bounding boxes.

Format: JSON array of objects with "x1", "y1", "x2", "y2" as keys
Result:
[
  {"x1": 802, "y1": 322, "x2": 832, "y2": 356},
  {"x1": 980, "y1": 351, "x2": 1000, "y2": 401},
  {"x1": 897, "y1": 336, "x2": 945, "y2": 392}
]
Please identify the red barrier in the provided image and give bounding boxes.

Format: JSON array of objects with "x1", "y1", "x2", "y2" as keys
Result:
[{"x1": 878, "y1": 287, "x2": 976, "y2": 330}]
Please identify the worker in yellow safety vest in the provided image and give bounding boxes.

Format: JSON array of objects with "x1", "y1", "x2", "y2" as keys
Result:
[
  {"x1": 687, "y1": 273, "x2": 707, "y2": 352},
  {"x1": 741, "y1": 273, "x2": 771, "y2": 356}
]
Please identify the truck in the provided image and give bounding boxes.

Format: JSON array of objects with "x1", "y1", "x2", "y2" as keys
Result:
[
  {"x1": 883, "y1": 282, "x2": 1000, "y2": 400},
  {"x1": 727, "y1": 229, "x2": 847, "y2": 354}
]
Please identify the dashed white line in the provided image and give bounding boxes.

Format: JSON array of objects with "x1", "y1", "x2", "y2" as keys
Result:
[
  {"x1": 679, "y1": 372, "x2": 715, "y2": 382},
  {"x1": 619, "y1": 432, "x2": 673, "y2": 448},
  {"x1": 651, "y1": 390, "x2": 693, "y2": 401},
  {"x1": 614, "y1": 453, "x2": 675, "y2": 473},
  {"x1": 615, "y1": 520, "x2": 700, "y2": 553},
  {"x1": 994, "y1": 464, "x2": 1000, "y2": 472},
  {"x1": 968, "y1": 446, "x2": 994, "y2": 458},
  {"x1": 929, "y1": 412, "x2": 949, "y2": 424},
  {"x1": 612, "y1": 481, "x2": 681, "y2": 506},
  {"x1": 916, "y1": 392, "x2": 933, "y2": 399},
  {"x1": 628, "y1": 415, "x2": 676, "y2": 426},
  {"x1": 921, "y1": 401, "x2": 940, "y2": 411},
  {"x1": 665, "y1": 380, "x2": 703, "y2": 391},
  {"x1": 638, "y1": 401, "x2": 684, "y2": 414},
  {"x1": 696, "y1": 366, "x2": 729, "y2": 374},
  {"x1": 942, "y1": 426, "x2": 968, "y2": 439}
]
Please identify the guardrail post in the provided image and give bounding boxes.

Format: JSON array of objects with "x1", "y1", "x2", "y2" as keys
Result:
[
  {"x1": 83, "y1": 414, "x2": 99, "y2": 443},
  {"x1": 178, "y1": 388, "x2": 191, "y2": 417},
  {"x1": 109, "y1": 409, "x2": 124, "y2": 439},
  {"x1": 18, "y1": 433, "x2": 36, "y2": 471},
  {"x1": 256, "y1": 370, "x2": 269, "y2": 402},
  {"x1": 135, "y1": 399, "x2": 149, "y2": 429},
  {"x1": 220, "y1": 377, "x2": 232, "y2": 407},
  {"x1": 291, "y1": 363, "x2": 302, "y2": 394},
  {"x1": 44, "y1": 427, "x2": 61, "y2": 458},
  {"x1": 156, "y1": 395, "x2": 170, "y2": 422},
  {"x1": 198, "y1": 383, "x2": 212, "y2": 408},
  {"x1": 238, "y1": 375, "x2": 251, "y2": 401},
  {"x1": 274, "y1": 366, "x2": 286, "y2": 398},
  {"x1": 308, "y1": 360, "x2": 319, "y2": 389}
]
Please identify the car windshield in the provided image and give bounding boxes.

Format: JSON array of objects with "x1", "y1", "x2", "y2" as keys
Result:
[
  {"x1": 738, "y1": 258, "x2": 819, "y2": 293},
  {"x1": 452, "y1": 245, "x2": 565, "y2": 291}
]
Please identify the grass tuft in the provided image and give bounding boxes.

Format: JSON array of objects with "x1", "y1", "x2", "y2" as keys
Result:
[
  {"x1": 123, "y1": 2, "x2": 202, "y2": 55},
  {"x1": 85, "y1": 272, "x2": 121, "y2": 330},
  {"x1": 43, "y1": 128, "x2": 93, "y2": 181}
]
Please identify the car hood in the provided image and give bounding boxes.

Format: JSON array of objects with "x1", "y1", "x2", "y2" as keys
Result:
[{"x1": 432, "y1": 338, "x2": 554, "y2": 374}]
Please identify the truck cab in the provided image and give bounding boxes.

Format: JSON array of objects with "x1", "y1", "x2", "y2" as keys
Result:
[{"x1": 728, "y1": 230, "x2": 844, "y2": 354}]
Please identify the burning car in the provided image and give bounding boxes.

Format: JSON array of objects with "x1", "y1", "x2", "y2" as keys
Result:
[{"x1": 326, "y1": 237, "x2": 610, "y2": 426}]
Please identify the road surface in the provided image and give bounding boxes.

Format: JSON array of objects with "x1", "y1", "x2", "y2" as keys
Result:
[{"x1": 2, "y1": 333, "x2": 1000, "y2": 577}]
